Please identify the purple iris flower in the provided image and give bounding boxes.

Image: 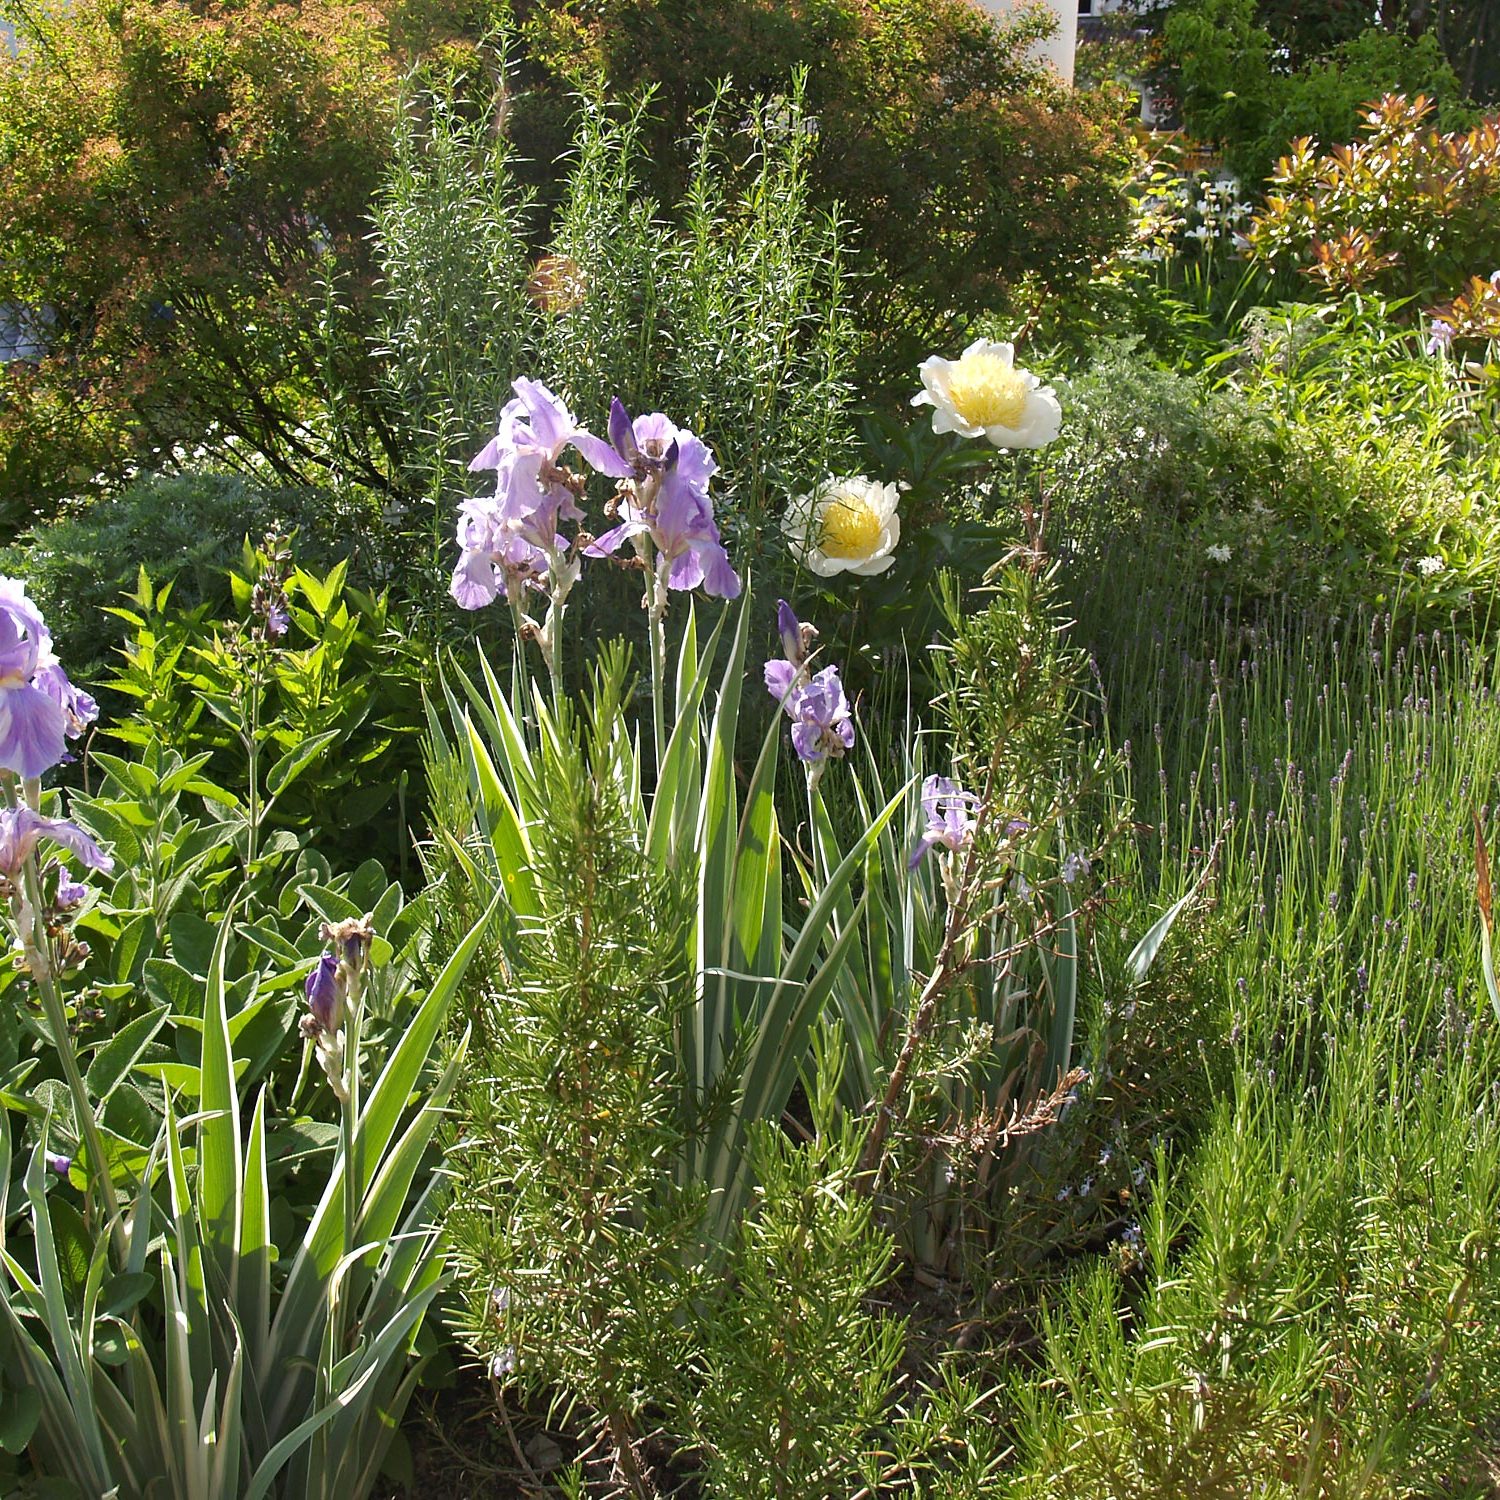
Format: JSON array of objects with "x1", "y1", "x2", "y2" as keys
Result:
[
  {"x1": 574, "y1": 398, "x2": 714, "y2": 491},
  {"x1": 305, "y1": 952, "x2": 343, "y2": 1034},
  {"x1": 0, "y1": 806, "x2": 112, "y2": 881},
  {"x1": 0, "y1": 580, "x2": 70, "y2": 778},
  {"x1": 581, "y1": 402, "x2": 740, "y2": 600},
  {"x1": 1426, "y1": 319, "x2": 1455, "y2": 355},
  {"x1": 908, "y1": 775, "x2": 980, "y2": 870},
  {"x1": 777, "y1": 600, "x2": 804, "y2": 666},
  {"x1": 451, "y1": 497, "x2": 550, "y2": 609},
  {"x1": 453, "y1": 379, "x2": 590, "y2": 611},
  {"x1": 35, "y1": 647, "x2": 98, "y2": 741},
  {"x1": 783, "y1": 665, "x2": 854, "y2": 764}
]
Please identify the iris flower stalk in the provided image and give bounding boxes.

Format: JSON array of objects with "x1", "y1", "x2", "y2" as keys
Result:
[
  {"x1": 301, "y1": 915, "x2": 375, "y2": 1261},
  {"x1": 580, "y1": 399, "x2": 740, "y2": 771},
  {"x1": 1, "y1": 776, "x2": 122, "y2": 1257},
  {"x1": 0, "y1": 579, "x2": 118, "y2": 1252}
]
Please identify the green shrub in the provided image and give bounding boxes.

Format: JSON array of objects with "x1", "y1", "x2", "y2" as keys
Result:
[
  {"x1": 106, "y1": 542, "x2": 428, "y2": 878},
  {"x1": 506, "y1": 0, "x2": 1135, "y2": 385},
  {"x1": 1043, "y1": 310, "x2": 1500, "y2": 626},
  {"x1": 374, "y1": 71, "x2": 858, "y2": 625},
  {"x1": 1160, "y1": 0, "x2": 1472, "y2": 187},
  {"x1": 0, "y1": 470, "x2": 363, "y2": 683},
  {"x1": 1248, "y1": 93, "x2": 1500, "y2": 309}
]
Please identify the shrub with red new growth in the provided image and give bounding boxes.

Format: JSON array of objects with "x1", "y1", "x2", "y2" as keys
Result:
[
  {"x1": 1247, "y1": 93, "x2": 1500, "y2": 310},
  {"x1": 1432, "y1": 272, "x2": 1500, "y2": 346}
]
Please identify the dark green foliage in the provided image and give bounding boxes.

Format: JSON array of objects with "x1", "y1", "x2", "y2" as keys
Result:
[
  {"x1": 690, "y1": 1117, "x2": 906, "y2": 1499},
  {"x1": 1160, "y1": 0, "x2": 1472, "y2": 184},
  {"x1": 0, "y1": 471, "x2": 358, "y2": 684},
  {"x1": 507, "y1": 0, "x2": 1134, "y2": 386},
  {"x1": 106, "y1": 547, "x2": 428, "y2": 876}
]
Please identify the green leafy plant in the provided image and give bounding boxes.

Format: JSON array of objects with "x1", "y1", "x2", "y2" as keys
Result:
[
  {"x1": 0, "y1": 887, "x2": 500, "y2": 1498},
  {"x1": 374, "y1": 69, "x2": 857, "y2": 602},
  {"x1": 107, "y1": 543, "x2": 427, "y2": 878},
  {"x1": 431, "y1": 597, "x2": 906, "y2": 1254},
  {"x1": 445, "y1": 653, "x2": 705, "y2": 1492}
]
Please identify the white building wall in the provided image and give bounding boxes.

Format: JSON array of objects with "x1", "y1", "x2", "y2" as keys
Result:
[{"x1": 972, "y1": 0, "x2": 1078, "y2": 84}]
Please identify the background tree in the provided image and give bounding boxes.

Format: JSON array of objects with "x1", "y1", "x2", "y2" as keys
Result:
[{"x1": 0, "y1": 0, "x2": 490, "y2": 527}]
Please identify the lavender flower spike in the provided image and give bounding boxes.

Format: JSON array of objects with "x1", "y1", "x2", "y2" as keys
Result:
[{"x1": 908, "y1": 775, "x2": 980, "y2": 870}]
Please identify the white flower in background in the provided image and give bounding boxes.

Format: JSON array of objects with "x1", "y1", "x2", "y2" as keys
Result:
[
  {"x1": 912, "y1": 340, "x2": 1062, "y2": 450},
  {"x1": 1417, "y1": 555, "x2": 1445, "y2": 576},
  {"x1": 784, "y1": 475, "x2": 903, "y2": 577},
  {"x1": 1206, "y1": 543, "x2": 1232, "y2": 563}
]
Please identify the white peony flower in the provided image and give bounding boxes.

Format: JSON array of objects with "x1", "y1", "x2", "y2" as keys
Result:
[
  {"x1": 784, "y1": 475, "x2": 903, "y2": 577},
  {"x1": 911, "y1": 339, "x2": 1062, "y2": 450}
]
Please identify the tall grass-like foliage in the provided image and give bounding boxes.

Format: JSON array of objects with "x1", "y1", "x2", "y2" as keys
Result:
[
  {"x1": 0, "y1": 894, "x2": 500, "y2": 1498},
  {"x1": 430, "y1": 601, "x2": 906, "y2": 1252},
  {"x1": 1007, "y1": 573, "x2": 1500, "y2": 1492},
  {"x1": 445, "y1": 653, "x2": 706, "y2": 1491}
]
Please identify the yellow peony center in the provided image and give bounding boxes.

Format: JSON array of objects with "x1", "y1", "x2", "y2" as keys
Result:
[
  {"x1": 946, "y1": 353, "x2": 1029, "y2": 429},
  {"x1": 819, "y1": 495, "x2": 883, "y2": 560}
]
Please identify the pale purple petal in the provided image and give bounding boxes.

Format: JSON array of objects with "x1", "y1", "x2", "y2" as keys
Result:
[
  {"x1": 469, "y1": 434, "x2": 507, "y2": 472},
  {"x1": 0, "y1": 806, "x2": 111, "y2": 878},
  {"x1": 585, "y1": 520, "x2": 645, "y2": 559},
  {"x1": 666, "y1": 548, "x2": 706, "y2": 592},
  {"x1": 511, "y1": 377, "x2": 577, "y2": 453},
  {"x1": 34, "y1": 657, "x2": 97, "y2": 737},
  {"x1": 669, "y1": 429, "x2": 718, "y2": 492},
  {"x1": 451, "y1": 552, "x2": 501, "y2": 611},
  {"x1": 653, "y1": 469, "x2": 711, "y2": 557},
  {"x1": 572, "y1": 430, "x2": 632, "y2": 478},
  {"x1": 790, "y1": 720, "x2": 825, "y2": 762},
  {"x1": 0, "y1": 684, "x2": 68, "y2": 778},
  {"x1": 697, "y1": 541, "x2": 742, "y2": 600},
  {"x1": 764, "y1": 659, "x2": 797, "y2": 703},
  {"x1": 0, "y1": 601, "x2": 40, "y2": 684}
]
